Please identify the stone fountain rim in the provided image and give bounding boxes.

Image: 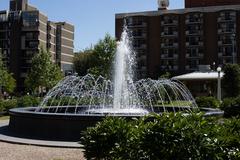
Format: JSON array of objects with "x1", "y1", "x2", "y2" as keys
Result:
[{"x1": 9, "y1": 106, "x2": 223, "y2": 117}]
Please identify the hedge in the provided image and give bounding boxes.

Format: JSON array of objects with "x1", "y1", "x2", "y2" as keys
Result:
[
  {"x1": 221, "y1": 97, "x2": 240, "y2": 118},
  {"x1": 195, "y1": 96, "x2": 220, "y2": 109},
  {"x1": 0, "y1": 96, "x2": 41, "y2": 113},
  {"x1": 81, "y1": 113, "x2": 240, "y2": 160}
]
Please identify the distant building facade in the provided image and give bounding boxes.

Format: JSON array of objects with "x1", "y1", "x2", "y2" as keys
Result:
[
  {"x1": 0, "y1": 0, "x2": 74, "y2": 91},
  {"x1": 116, "y1": 0, "x2": 240, "y2": 79},
  {"x1": 185, "y1": 0, "x2": 240, "y2": 8}
]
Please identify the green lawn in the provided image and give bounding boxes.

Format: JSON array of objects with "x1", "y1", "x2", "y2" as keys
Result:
[
  {"x1": 0, "y1": 116, "x2": 9, "y2": 121},
  {"x1": 155, "y1": 101, "x2": 193, "y2": 107}
]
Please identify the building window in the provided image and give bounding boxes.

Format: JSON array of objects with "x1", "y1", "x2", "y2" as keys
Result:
[
  {"x1": 127, "y1": 17, "x2": 147, "y2": 26},
  {"x1": 25, "y1": 32, "x2": 38, "y2": 39},
  {"x1": 0, "y1": 13, "x2": 8, "y2": 22},
  {"x1": 22, "y1": 12, "x2": 39, "y2": 27},
  {"x1": 162, "y1": 15, "x2": 178, "y2": 25},
  {"x1": 26, "y1": 41, "x2": 38, "y2": 48}
]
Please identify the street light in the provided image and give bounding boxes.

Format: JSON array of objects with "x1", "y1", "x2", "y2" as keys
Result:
[{"x1": 217, "y1": 67, "x2": 222, "y2": 102}]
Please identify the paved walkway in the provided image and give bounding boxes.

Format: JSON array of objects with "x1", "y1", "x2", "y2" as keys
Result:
[
  {"x1": 0, "y1": 120, "x2": 85, "y2": 160},
  {"x1": 0, "y1": 141, "x2": 85, "y2": 160}
]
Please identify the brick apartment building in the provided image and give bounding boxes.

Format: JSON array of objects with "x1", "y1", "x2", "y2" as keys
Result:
[
  {"x1": 116, "y1": 0, "x2": 240, "y2": 79},
  {"x1": 0, "y1": 0, "x2": 74, "y2": 91}
]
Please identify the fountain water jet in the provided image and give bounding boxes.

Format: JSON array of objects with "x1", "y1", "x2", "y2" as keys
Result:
[{"x1": 113, "y1": 25, "x2": 135, "y2": 110}]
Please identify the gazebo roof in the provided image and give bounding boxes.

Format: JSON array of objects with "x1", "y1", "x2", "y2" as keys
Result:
[{"x1": 172, "y1": 72, "x2": 224, "y2": 81}]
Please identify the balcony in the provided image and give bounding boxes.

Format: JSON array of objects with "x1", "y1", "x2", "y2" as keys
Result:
[
  {"x1": 140, "y1": 66, "x2": 147, "y2": 71},
  {"x1": 186, "y1": 42, "x2": 203, "y2": 47},
  {"x1": 185, "y1": 19, "x2": 203, "y2": 24},
  {"x1": 218, "y1": 28, "x2": 235, "y2": 34},
  {"x1": 186, "y1": 53, "x2": 203, "y2": 59},
  {"x1": 218, "y1": 52, "x2": 234, "y2": 58},
  {"x1": 220, "y1": 12, "x2": 236, "y2": 17},
  {"x1": 162, "y1": 65, "x2": 178, "y2": 71},
  {"x1": 161, "y1": 43, "x2": 178, "y2": 48},
  {"x1": 161, "y1": 54, "x2": 178, "y2": 59},
  {"x1": 161, "y1": 31, "x2": 178, "y2": 37},
  {"x1": 22, "y1": 26, "x2": 39, "y2": 31},
  {"x1": 134, "y1": 44, "x2": 147, "y2": 49},
  {"x1": 218, "y1": 40, "x2": 232, "y2": 46},
  {"x1": 133, "y1": 33, "x2": 147, "y2": 39},
  {"x1": 139, "y1": 55, "x2": 147, "y2": 60},
  {"x1": 185, "y1": 30, "x2": 203, "y2": 35},
  {"x1": 0, "y1": 27, "x2": 9, "y2": 31},
  {"x1": 127, "y1": 22, "x2": 147, "y2": 28},
  {"x1": 217, "y1": 15, "x2": 236, "y2": 22},
  {"x1": 161, "y1": 20, "x2": 178, "y2": 26}
]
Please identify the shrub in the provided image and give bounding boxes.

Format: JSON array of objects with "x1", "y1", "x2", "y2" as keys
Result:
[
  {"x1": 0, "y1": 100, "x2": 4, "y2": 112},
  {"x1": 81, "y1": 117, "x2": 135, "y2": 159},
  {"x1": 221, "y1": 98, "x2": 235, "y2": 110},
  {"x1": 195, "y1": 96, "x2": 220, "y2": 108},
  {"x1": 81, "y1": 113, "x2": 240, "y2": 160},
  {"x1": 221, "y1": 97, "x2": 240, "y2": 118},
  {"x1": 17, "y1": 96, "x2": 41, "y2": 107},
  {"x1": 0, "y1": 99, "x2": 17, "y2": 112},
  {"x1": 0, "y1": 96, "x2": 41, "y2": 113}
]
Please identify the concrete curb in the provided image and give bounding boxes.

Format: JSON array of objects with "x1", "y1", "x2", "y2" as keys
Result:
[{"x1": 0, "y1": 120, "x2": 83, "y2": 149}]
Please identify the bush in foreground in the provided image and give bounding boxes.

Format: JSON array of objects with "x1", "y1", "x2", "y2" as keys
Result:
[{"x1": 81, "y1": 113, "x2": 240, "y2": 160}]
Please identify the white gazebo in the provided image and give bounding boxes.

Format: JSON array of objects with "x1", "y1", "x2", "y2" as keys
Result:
[
  {"x1": 172, "y1": 71, "x2": 224, "y2": 97},
  {"x1": 173, "y1": 72, "x2": 224, "y2": 81}
]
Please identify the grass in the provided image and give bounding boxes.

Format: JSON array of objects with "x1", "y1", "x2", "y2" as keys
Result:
[
  {"x1": 155, "y1": 101, "x2": 193, "y2": 107},
  {"x1": 0, "y1": 116, "x2": 9, "y2": 121}
]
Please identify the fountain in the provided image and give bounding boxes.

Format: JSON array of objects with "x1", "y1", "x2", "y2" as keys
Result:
[
  {"x1": 8, "y1": 24, "x2": 221, "y2": 141},
  {"x1": 34, "y1": 24, "x2": 197, "y2": 115}
]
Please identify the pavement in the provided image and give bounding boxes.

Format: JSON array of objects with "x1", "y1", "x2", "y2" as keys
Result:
[{"x1": 0, "y1": 120, "x2": 83, "y2": 148}]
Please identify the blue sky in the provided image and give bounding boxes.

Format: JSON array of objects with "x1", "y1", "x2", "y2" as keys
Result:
[{"x1": 0, "y1": 0, "x2": 184, "y2": 52}]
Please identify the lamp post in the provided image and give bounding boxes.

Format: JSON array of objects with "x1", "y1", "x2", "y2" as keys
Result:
[{"x1": 217, "y1": 67, "x2": 222, "y2": 102}]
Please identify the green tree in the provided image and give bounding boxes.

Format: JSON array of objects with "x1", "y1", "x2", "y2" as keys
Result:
[
  {"x1": 159, "y1": 72, "x2": 171, "y2": 79},
  {"x1": 73, "y1": 49, "x2": 95, "y2": 76},
  {"x1": 74, "y1": 34, "x2": 116, "y2": 78},
  {"x1": 222, "y1": 64, "x2": 240, "y2": 98},
  {"x1": 89, "y1": 34, "x2": 116, "y2": 78},
  {"x1": 0, "y1": 52, "x2": 16, "y2": 94},
  {"x1": 25, "y1": 48, "x2": 63, "y2": 95}
]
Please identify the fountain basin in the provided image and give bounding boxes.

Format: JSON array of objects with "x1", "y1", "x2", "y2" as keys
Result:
[{"x1": 8, "y1": 106, "x2": 223, "y2": 141}]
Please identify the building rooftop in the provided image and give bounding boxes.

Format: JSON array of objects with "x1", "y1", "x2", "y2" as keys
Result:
[{"x1": 116, "y1": 4, "x2": 240, "y2": 18}]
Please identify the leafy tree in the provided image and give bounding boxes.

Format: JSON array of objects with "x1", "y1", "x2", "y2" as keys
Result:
[
  {"x1": 73, "y1": 49, "x2": 95, "y2": 76},
  {"x1": 0, "y1": 52, "x2": 16, "y2": 94},
  {"x1": 89, "y1": 34, "x2": 116, "y2": 78},
  {"x1": 159, "y1": 72, "x2": 171, "y2": 79},
  {"x1": 74, "y1": 34, "x2": 116, "y2": 78},
  {"x1": 222, "y1": 64, "x2": 240, "y2": 98},
  {"x1": 25, "y1": 48, "x2": 63, "y2": 95}
]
